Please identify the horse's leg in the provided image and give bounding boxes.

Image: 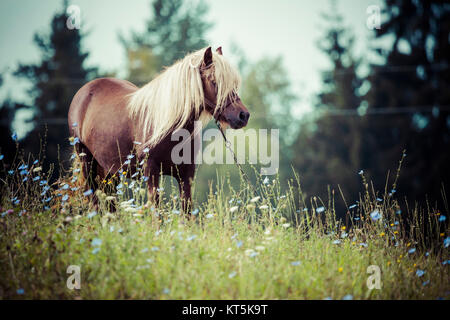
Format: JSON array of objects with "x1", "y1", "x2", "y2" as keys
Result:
[
  {"x1": 77, "y1": 142, "x2": 100, "y2": 206},
  {"x1": 176, "y1": 165, "x2": 195, "y2": 215}
]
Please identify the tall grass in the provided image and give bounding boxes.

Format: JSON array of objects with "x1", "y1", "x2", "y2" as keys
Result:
[{"x1": 0, "y1": 147, "x2": 449, "y2": 299}]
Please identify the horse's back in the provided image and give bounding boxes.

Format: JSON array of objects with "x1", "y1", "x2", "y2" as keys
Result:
[{"x1": 68, "y1": 78, "x2": 139, "y2": 173}]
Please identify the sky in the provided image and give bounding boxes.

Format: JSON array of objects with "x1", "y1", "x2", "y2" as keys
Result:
[{"x1": 0, "y1": 0, "x2": 383, "y2": 136}]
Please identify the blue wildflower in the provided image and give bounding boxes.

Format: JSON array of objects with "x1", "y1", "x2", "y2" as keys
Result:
[
  {"x1": 342, "y1": 294, "x2": 353, "y2": 300},
  {"x1": 33, "y1": 176, "x2": 40, "y2": 181},
  {"x1": 83, "y1": 189, "x2": 93, "y2": 196},
  {"x1": 16, "y1": 288, "x2": 24, "y2": 295},
  {"x1": 291, "y1": 261, "x2": 301, "y2": 266},
  {"x1": 72, "y1": 122, "x2": 78, "y2": 127},
  {"x1": 91, "y1": 238, "x2": 102, "y2": 246},
  {"x1": 408, "y1": 248, "x2": 416, "y2": 254},
  {"x1": 0, "y1": 155, "x2": 3, "y2": 160},
  {"x1": 332, "y1": 240, "x2": 341, "y2": 245},
  {"x1": 439, "y1": 215, "x2": 446, "y2": 222},
  {"x1": 186, "y1": 235, "x2": 197, "y2": 241},
  {"x1": 151, "y1": 246, "x2": 159, "y2": 251},
  {"x1": 70, "y1": 137, "x2": 80, "y2": 146},
  {"x1": 444, "y1": 236, "x2": 450, "y2": 248},
  {"x1": 62, "y1": 194, "x2": 69, "y2": 202},
  {"x1": 228, "y1": 271, "x2": 237, "y2": 279},
  {"x1": 87, "y1": 211, "x2": 97, "y2": 218},
  {"x1": 8, "y1": 170, "x2": 14, "y2": 175},
  {"x1": 92, "y1": 248, "x2": 100, "y2": 254},
  {"x1": 143, "y1": 147, "x2": 150, "y2": 153},
  {"x1": 191, "y1": 208, "x2": 199, "y2": 215},
  {"x1": 236, "y1": 240, "x2": 243, "y2": 248},
  {"x1": 370, "y1": 210, "x2": 382, "y2": 221},
  {"x1": 11, "y1": 132, "x2": 18, "y2": 141},
  {"x1": 416, "y1": 270, "x2": 425, "y2": 277},
  {"x1": 316, "y1": 206, "x2": 325, "y2": 213},
  {"x1": 349, "y1": 204, "x2": 357, "y2": 209},
  {"x1": 358, "y1": 170, "x2": 363, "y2": 175},
  {"x1": 33, "y1": 159, "x2": 38, "y2": 165}
]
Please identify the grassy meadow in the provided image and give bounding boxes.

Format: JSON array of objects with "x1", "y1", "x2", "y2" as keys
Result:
[{"x1": 0, "y1": 151, "x2": 449, "y2": 300}]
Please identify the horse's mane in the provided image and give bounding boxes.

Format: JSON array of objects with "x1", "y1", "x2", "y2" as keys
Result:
[{"x1": 127, "y1": 47, "x2": 241, "y2": 150}]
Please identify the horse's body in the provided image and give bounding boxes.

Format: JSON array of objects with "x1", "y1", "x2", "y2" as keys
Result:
[{"x1": 68, "y1": 47, "x2": 249, "y2": 212}]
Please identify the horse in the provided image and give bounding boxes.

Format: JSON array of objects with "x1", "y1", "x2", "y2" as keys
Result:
[{"x1": 68, "y1": 46, "x2": 250, "y2": 213}]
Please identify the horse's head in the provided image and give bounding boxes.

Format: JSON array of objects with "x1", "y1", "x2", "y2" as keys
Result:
[{"x1": 200, "y1": 47, "x2": 250, "y2": 129}]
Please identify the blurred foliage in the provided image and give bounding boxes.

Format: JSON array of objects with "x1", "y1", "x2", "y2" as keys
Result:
[
  {"x1": 12, "y1": 1, "x2": 98, "y2": 178},
  {"x1": 121, "y1": 0, "x2": 211, "y2": 85}
]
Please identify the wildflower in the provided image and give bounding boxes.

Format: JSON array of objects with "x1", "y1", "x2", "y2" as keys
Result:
[
  {"x1": 338, "y1": 267, "x2": 343, "y2": 273},
  {"x1": 236, "y1": 240, "x2": 243, "y2": 248},
  {"x1": 83, "y1": 189, "x2": 93, "y2": 196},
  {"x1": 332, "y1": 240, "x2": 341, "y2": 245},
  {"x1": 379, "y1": 232, "x2": 385, "y2": 237},
  {"x1": 127, "y1": 154, "x2": 134, "y2": 160},
  {"x1": 370, "y1": 210, "x2": 382, "y2": 221},
  {"x1": 291, "y1": 261, "x2": 301, "y2": 266},
  {"x1": 16, "y1": 288, "x2": 24, "y2": 295},
  {"x1": 172, "y1": 209, "x2": 180, "y2": 215},
  {"x1": 376, "y1": 197, "x2": 383, "y2": 202},
  {"x1": 186, "y1": 235, "x2": 197, "y2": 241},
  {"x1": 87, "y1": 211, "x2": 97, "y2": 218},
  {"x1": 227, "y1": 205, "x2": 238, "y2": 213},
  {"x1": 255, "y1": 246, "x2": 265, "y2": 251},
  {"x1": 395, "y1": 209, "x2": 401, "y2": 215},
  {"x1": 19, "y1": 170, "x2": 27, "y2": 175},
  {"x1": 141, "y1": 248, "x2": 149, "y2": 253},
  {"x1": 349, "y1": 204, "x2": 357, "y2": 209},
  {"x1": 156, "y1": 187, "x2": 164, "y2": 193},
  {"x1": 228, "y1": 271, "x2": 237, "y2": 279},
  {"x1": 133, "y1": 141, "x2": 142, "y2": 145},
  {"x1": 151, "y1": 246, "x2": 159, "y2": 251},
  {"x1": 408, "y1": 248, "x2": 416, "y2": 254},
  {"x1": 316, "y1": 206, "x2": 325, "y2": 213},
  {"x1": 259, "y1": 205, "x2": 269, "y2": 210},
  {"x1": 191, "y1": 208, "x2": 199, "y2": 215},
  {"x1": 106, "y1": 196, "x2": 116, "y2": 201},
  {"x1": 91, "y1": 238, "x2": 102, "y2": 246},
  {"x1": 124, "y1": 160, "x2": 131, "y2": 165},
  {"x1": 282, "y1": 223, "x2": 290, "y2": 228},
  {"x1": 11, "y1": 132, "x2": 18, "y2": 141},
  {"x1": 205, "y1": 213, "x2": 214, "y2": 219},
  {"x1": 439, "y1": 215, "x2": 446, "y2": 222},
  {"x1": 359, "y1": 242, "x2": 368, "y2": 247},
  {"x1": 8, "y1": 170, "x2": 14, "y2": 175},
  {"x1": 70, "y1": 137, "x2": 80, "y2": 146},
  {"x1": 358, "y1": 170, "x2": 363, "y2": 175},
  {"x1": 143, "y1": 147, "x2": 150, "y2": 153},
  {"x1": 0, "y1": 155, "x2": 3, "y2": 160},
  {"x1": 250, "y1": 196, "x2": 260, "y2": 203},
  {"x1": 342, "y1": 294, "x2": 353, "y2": 300},
  {"x1": 341, "y1": 232, "x2": 348, "y2": 239},
  {"x1": 162, "y1": 288, "x2": 170, "y2": 294},
  {"x1": 416, "y1": 269, "x2": 425, "y2": 277},
  {"x1": 444, "y1": 236, "x2": 450, "y2": 248},
  {"x1": 92, "y1": 248, "x2": 100, "y2": 254},
  {"x1": 422, "y1": 280, "x2": 430, "y2": 286},
  {"x1": 62, "y1": 194, "x2": 69, "y2": 202}
]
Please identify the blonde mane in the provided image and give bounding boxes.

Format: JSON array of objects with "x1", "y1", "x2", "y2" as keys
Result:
[{"x1": 127, "y1": 47, "x2": 241, "y2": 150}]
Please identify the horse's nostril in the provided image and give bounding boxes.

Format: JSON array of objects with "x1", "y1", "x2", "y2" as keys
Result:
[{"x1": 239, "y1": 111, "x2": 249, "y2": 122}]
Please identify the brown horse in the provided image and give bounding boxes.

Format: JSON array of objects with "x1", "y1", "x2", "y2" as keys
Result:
[{"x1": 68, "y1": 47, "x2": 250, "y2": 212}]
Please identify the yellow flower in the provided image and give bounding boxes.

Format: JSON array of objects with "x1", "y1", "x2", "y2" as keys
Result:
[
  {"x1": 102, "y1": 179, "x2": 106, "y2": 183},
  {"x1": 379, "y1": 232, "x2": 385, "y2": 237},
  {"x1": 107, "y1": 180, "x2": 112, "y2": 185},
  {"x1": 394, "y1": 231, "x2": 398, "y2": 234},
  {"x1": 397, "y1": 259, "x2": 401, "y2": 263},
  {"x1": 122, "y1": 171, "x2": 127, "y2": 175},
  {"x1": 406, "y1": 242, "x2": 411, "y2": 247},
  {"x1": 124, "y1": 181, "x2": 128, "y2": 185},
  {"x1": 436, "y1": 212, "x2": 440, "y2": 216},
  {"x1": 390, "y1": 223, "x2": 394, "y2": 227},
  {"x1": 440, "y1": 233, "x2": 445, "y2": 237},
  {"x1": 338, "y1": 267, "x2": 343, "y2": 273},
  {"x1": 413, "y1": 263, "x2": 417, "y2": 267},
  {"x1": 387, "y1": 261, "x2": 391, "y2": 266},
  {"x1": 399, "y1": 254, "x2": 403, "y2": 258},
  {"x1": 341, "y1": 226, "x2": 346, "y2": 231}
]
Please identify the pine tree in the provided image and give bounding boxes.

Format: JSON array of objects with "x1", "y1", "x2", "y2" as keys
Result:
[
  {"x1": 14, "y1": 1, "x2": 97, "y2": 176},
  {"x1": 366, "y1": 0, "x2": 450, "y2": 204}
]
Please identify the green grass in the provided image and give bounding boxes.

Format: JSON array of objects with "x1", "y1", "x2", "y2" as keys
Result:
[{"x1": 0, "y1": 155, "x2": 449, "y2": 299}]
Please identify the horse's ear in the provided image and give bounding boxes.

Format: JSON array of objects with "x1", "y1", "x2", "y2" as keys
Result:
[
  {"x1": 216, "y1": 46, "x2": 223, "y2": 55},
  {"x1": 203, "y1": 47, "x2": 213, "y2": 67}
]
